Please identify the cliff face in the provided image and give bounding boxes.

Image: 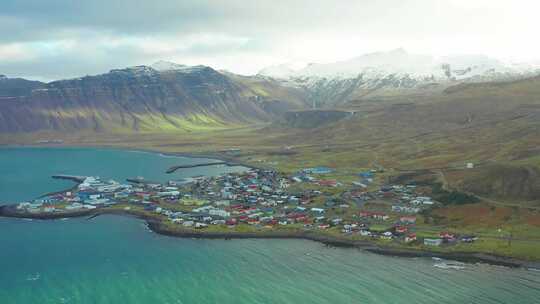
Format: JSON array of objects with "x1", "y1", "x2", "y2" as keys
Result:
[{"x1": 0, "y1": 66, "x2": 307, "y2": 133}]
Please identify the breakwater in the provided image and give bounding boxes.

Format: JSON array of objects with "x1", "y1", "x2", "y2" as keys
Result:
[{"x1": 166, "y1": 161, "x2": 239, "y2": 173}]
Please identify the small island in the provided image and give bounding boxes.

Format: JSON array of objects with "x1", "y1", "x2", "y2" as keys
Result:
[{"x1": 1, "y1": 166, "x2": 539, "y2": 269}]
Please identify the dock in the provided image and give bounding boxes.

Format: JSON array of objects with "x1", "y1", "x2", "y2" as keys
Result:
[{"x1": 166, "y1": 161, "x2": 238, "y2": 174}]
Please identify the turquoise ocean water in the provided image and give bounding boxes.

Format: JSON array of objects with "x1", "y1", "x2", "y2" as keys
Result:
[{"x1": 1, "y1": 147, "x2": 539, "y2": 303}]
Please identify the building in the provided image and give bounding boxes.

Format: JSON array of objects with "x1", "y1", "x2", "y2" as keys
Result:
[
  {"x1": 405, "y1": 233, "x2": 417, "y2": 242},
  {"x1": 461, "y1": 235, "x2": 478, "y2": 243},
  {"x1": 399, "y1": 216, "x2": 417, "y2": 224},
  {"x1": 310, "y1": 208, "x2": 325, "y2": 214},
  {"x1": 303, "y1": 167, "x2": 333, "y2": 174},
  {"x1": 424, "y1": 238, "x2": 443, "y2": 246},
  {"x1": 209, "y1": 209, "x2": 230, "y2": 218}
]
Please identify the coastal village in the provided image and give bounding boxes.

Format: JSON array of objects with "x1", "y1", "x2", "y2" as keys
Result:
[{"x1": 7, "y1": 165, "x2": 479, "y2": 249}]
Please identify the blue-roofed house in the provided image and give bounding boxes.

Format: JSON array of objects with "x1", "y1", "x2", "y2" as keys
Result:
[
  {"x1": 358, "y1": 171, "x2": 374, "y2": 179},
  {"x1": 303, "y1": 167, "x2": 334, "y2": 174}
]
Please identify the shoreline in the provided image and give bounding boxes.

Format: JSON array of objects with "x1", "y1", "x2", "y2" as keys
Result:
[{"x1": 2, "y1": 205, "x2": 538, "y2": 270}]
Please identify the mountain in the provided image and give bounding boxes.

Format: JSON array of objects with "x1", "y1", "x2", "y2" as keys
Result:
[
  {"x1": 259, "y1": 49, "x2": 540, "y2": 107},
  {"x1": 258, "y1": 63, "x2": 300, "y2": 79},
  {"x1": 150, "y1": 60, "x2": 191, "y2": 71},
  {"x1": 260, "y1": 48, "x2": 535, "y2": 80},
  {"x1": 0, "y1": 75, "x2": 45, "y2": 98},
  {"x1": 2, "y1": 53, "x2": 540, "y2": 135},
  {"x1": 0, "y1": 64, "x2": 307, "y2": 133}
]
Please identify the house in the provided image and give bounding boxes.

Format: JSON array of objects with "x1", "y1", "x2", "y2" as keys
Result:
[
  {"x1": 392, "y1": 205, "x2": 420, "y2": 213},
  {"x1": 358, "y1": 211, "x2": 389, "y2": 220},
  {"x1": 304, "y1": 167, "x2": 333, "y2": 174},
  {"x1": 194, "y1": 222, "x2": 208, "y2": 229},
  {"x1": 359, "y1": 230, "x2": 371, "y2": 236},
  {"x1": 225, "y1": 218, "x2": 237, "y2": 226},
  {"x1": 214, "y1": 200, "x2": 230, "y2": 207},
  {"x1": 394, "y1": 226, "x2": 408, "y2": 234},
  {"x1": 381, "y1": 231, "x2": 393, "y2": 239},
  {"x1": 314, "y1": 216, "x2": 326, "y2": 222},
  {"x1": 439, "y1": 232, "x2": 456, "y2": 240},
  {"x1": 358, "y1": 171, "x2": 374, "y2": 179},
  {"x1": 380, "y1": 185, "x2": 393, "y2": 192},
  {"x1": 157, "y1": 190, "x2": 180, "y2": 197},
  {"x1": 399, "y1": 216, "x2": 417, "y2": 224},
  {"x1": 405, "y1": 233, "x2": 417, "y2": 242},
  {"x1": 310, "y1": 208, "x2": 325, "y2": 214},
  {"x1": 318, "y1": 180, "x2": 338, "y2": 187},
  {"x1": 209, "y1": 209, "x2": 230, "y2": 218},
  {"x1": 424, "y1": 238, "x2": 443, "y2": 246},
  {"x1": 352, "y1": 181, "x2": 368, "y2": 188},
  {"x1": 43, "y1": 206, "x2": 56, "y2": 212},
  {"x1": 331, "y1": 218, "x2": 343, "y2": 226},
  {"x1": 247, "y1": 218, "x2": 260, "y2": 224},
  {"x1": 182, "y1": 221, "x2": 195, "y2": 227},
  {"x1": 292, "y1": 177, "x2": 303, "y2": 183},
  {"x1": 460, "y1": 235, "x2": 478, "y2": 243},
  {"x1": 324, "y1": 200, "x2": 337, "y2": 207},
  {"x1": 359, "y1": 211, "x2": 372, "y2": 218},
  {"x1": 372, "y1": 212, "x2": 389, "y2": 221},
  {"x1": 65, "y1": 203, "x2": 83, "y2": 210}
]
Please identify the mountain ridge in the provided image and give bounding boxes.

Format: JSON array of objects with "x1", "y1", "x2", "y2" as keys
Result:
[
  {"x1": 0, "y1": 64, "x2": 307, "y2": 133},
  {"x1": 257, "y1": 49, "x2": 540, "y2": 107}
]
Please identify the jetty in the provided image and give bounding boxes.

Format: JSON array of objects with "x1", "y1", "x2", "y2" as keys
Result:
[
  {"x1": 166, "y1": 161, "x2": 237, "y2": 174},
  {"x1": 36, "y1": 175, "x2": 87, "y2": 198},
  {"x1": 52, "y1": 175, "x2": 87, "y2": 183}
]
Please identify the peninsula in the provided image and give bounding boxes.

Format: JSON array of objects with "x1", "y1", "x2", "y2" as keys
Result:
[{"x1": 2, "y1": 165, "x2": 539, "y2": 269}]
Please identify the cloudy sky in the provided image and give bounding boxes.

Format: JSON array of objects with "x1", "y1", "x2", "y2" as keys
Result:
[{"x1": 1, "y1": 0, "x2": 539, "y2": 81}]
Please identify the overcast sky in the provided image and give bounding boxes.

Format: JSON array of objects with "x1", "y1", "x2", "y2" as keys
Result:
[{"x1": 1, "y1": 0, "x2": 539, "y2": 81}]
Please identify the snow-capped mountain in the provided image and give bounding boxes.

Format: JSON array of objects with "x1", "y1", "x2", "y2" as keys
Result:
[
  {"x1": 150, "y1": 60, "x2": 189, "y2": 71},
  {"x1": 260, "y1": 48, "x2": 537, "y2": 81},
  {"x1": 258, "y1": 49, "x2": 540, "y2": 107},
  {"x1": 257, "y1": 62, "x2": 308, "y2": 79},
  {"x1": 150, "y1": 60, "x2": 210, "y2": 74}
]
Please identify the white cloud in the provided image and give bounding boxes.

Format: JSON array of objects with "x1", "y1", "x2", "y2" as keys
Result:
[
  {"x1": 1, "y1": 0, "x2": 540, "y2": 79},
  {"x1": 0, "y1": 43, "x2": 37, "y2": 61}
]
